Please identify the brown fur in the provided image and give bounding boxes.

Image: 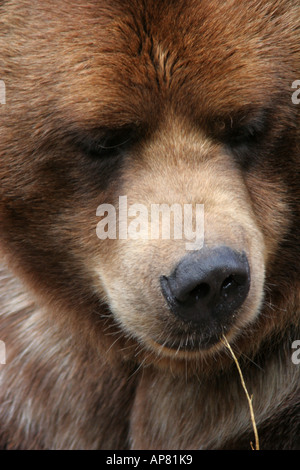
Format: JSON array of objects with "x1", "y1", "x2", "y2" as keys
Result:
[{"x1": 0, "y1": 0, "x2": 299, "y2": 449}]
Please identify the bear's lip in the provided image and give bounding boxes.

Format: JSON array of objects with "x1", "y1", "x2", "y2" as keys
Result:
[
  {"x1": 155, "y1": 335, "x2": 220, "y2": 351},
  {"x1": 144, "y1": 311, "x2": 237, "y2": 354},
  {"x1": 147, "y1": 326, "x2": 232, "y2": 355}
]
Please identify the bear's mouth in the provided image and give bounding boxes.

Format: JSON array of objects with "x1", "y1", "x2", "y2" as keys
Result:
[{"x1": 148, "y1": 319, "x2": 235, "y2": 354}]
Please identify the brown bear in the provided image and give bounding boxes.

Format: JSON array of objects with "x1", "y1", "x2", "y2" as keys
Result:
[{"x1": 0, "y1": 0, "x2": 299, "y2": 450}]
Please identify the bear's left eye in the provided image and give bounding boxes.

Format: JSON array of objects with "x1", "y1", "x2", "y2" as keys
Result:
[
  {"x1": 223, "y1": 110, "x2": 268, "y2": 151},
  {"x1": 226, "y1": 127, "x2": 258, "y2": 148},
  {"x1": 226, "y1": 123, "x2": 261, "y2": 148}
]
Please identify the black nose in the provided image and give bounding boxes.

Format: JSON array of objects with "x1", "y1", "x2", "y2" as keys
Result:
[{"x1": 160, "y1": 246, "x2": 250, "y2": 326}]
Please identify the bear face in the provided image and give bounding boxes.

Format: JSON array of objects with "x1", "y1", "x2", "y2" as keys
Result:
[{"x1": 0, "y1": 0, "x2": 299, "y2": 450}]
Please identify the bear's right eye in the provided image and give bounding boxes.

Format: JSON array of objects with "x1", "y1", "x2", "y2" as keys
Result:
[{"x1": 76, "y1": 126, "x2": 139, "y2": 159}]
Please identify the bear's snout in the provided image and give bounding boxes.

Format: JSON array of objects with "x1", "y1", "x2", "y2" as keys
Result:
[{"x1": 160, "y1": 246, "x2": 250, "y2": 332}]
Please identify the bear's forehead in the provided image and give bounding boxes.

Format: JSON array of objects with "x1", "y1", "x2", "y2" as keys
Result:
[{"x1": 14, "y1": 0, "x2": 295, "y2": 132}]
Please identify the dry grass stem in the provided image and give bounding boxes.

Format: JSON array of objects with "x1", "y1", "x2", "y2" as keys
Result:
[{"x1": 222, "y1": 334, "x2": 260, "y2": 450}]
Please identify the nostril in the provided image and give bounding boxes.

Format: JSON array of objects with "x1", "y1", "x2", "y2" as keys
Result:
[
  {"x1": 221, "y1": 274, "x2": 239, "y2": 295},
  {"x1": 220, "y1": 275, "x2": 239, "y2": 302},
  {"x1": 221, "y1": 274, "x2": 236, "y2": 291},
  {"x1": 221, "y1": 273, "x2": 248, "y2": 298}
]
